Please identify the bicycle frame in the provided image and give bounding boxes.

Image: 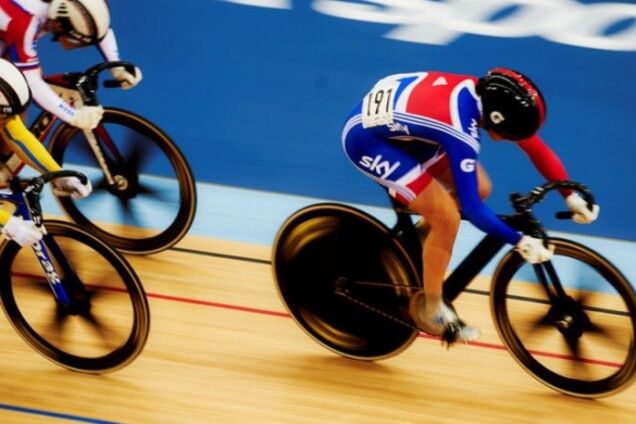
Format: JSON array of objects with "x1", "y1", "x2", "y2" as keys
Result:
[
  {"x1": 391, "y1": 208, "x2": 556, "y2": 303},
  {"x1": 28, "y1": 106, "x2": 118, "y2": 185},
  {"x1": 12, "y1": 63, "x2": 135, "y2": 184},
  {"x1": 0, "y1": 171, "x2": 94, "y2": 309}
]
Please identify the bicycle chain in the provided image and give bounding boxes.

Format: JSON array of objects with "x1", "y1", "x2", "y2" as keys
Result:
[
  {"x1": 333, "y1": 286, "x2": 417, "y2": 330},
  {"x1": 334, "y1": 286, "x2": 462, "y2": 346}
]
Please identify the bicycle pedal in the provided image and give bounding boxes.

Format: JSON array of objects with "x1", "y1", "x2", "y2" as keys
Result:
[
  {"x1": 441, "y1": 323, "x2": 461, "y2": 348},
  {"x1": 333, "y1": 277, "x2": 351, "y2": 295},
  {"x1": 441, "y1": 320, "x2": 481, "y2": 348}
]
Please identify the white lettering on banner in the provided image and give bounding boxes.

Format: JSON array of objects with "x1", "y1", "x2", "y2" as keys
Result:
[
  {"x1": 312, "y1": 0, "x2": 636, "y2": 51},
  {"x1": 222, "y1": 0, "x2": 291, "y2": 9},
  {"x1": 220, "y1": 0, "x2": 636, "y2": 51}
]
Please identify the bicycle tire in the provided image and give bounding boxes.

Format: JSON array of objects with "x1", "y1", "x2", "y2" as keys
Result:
[
  {"x1": 0, "y1": 220, "x2": 150, "y2": 373},
  {"x1": 273, "y1": 203, "x2": 421, "y2": 360},
  {"x1": 48, "y1": 107, "x2": 197, "y2": 254},
  {"x1": 491, "y1": 237, "x2": 636, "y2": 398}
]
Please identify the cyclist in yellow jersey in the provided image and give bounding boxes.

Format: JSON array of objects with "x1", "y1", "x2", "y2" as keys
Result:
[{"x1": 0, "y1": 58, "x2": 91, "y2": 246}]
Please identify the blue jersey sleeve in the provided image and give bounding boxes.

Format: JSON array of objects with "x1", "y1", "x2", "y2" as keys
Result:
[
  {"x1": 391, "y1": 116, "x2": 521, "y2": 245},
  {"x1": 443, "y1": 140, "x2": 521, "y2": 245}
]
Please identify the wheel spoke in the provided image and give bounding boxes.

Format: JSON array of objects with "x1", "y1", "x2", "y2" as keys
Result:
[
  {"x1": 586, "y1": 320, "x2": 629, "y2": 348},
  {"x1": 71, "y1": 176, "x2": 109, "y2": 209},
  {"x1": 123, "y1": 132, "x2": 155, "y2": 172},
  {"x1": 135, "y1": 181, "x2": 180, "y2": 204},
  {"x1": 16, "y1": 275, "x2": 52, "y2": 296},
  {"x1": 527, "y1": 310, "x2": 555, "y2": 333},
  {"x1": 494, "y1": 239, "x2": 636, "y2": 396},
  {"x1": 39, "y1": 304, "x2": 71, "y2": 341},
  {"x1": 563, "y1": 336, "x2": 593, "y2": 380},
  {"x1": 52, "y1": 113, "x2": 195, "y2": 253},
  {"x1": 79, "y1": 311, "x2": 122, "y2": 351},
  {"x1": 114, "y1": 197, "x2": 143, "y2": 228}
]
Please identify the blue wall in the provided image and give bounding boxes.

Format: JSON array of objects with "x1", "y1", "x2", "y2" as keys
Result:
[{"x1": 38, "y1": 0, "x2": 636, "y2": 240}]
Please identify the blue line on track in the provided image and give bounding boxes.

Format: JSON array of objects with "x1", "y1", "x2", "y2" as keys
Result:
[{"x1": 0, "y1": 402, "x2": 117, "y2": 423}]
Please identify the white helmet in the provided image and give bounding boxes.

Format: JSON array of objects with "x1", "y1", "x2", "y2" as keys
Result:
[
  {"x1": 48, "y1": 0, "x2": 111, "y2": 45},
  {"x1": 0, "y1": 59, "x2": 31, "y2": 116}
]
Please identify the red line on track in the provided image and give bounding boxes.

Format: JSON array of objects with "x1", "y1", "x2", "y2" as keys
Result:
[
  {"x1": 145, "y1": 291, "x2": 624, "y2": 369},
  {"x1": 147, "y1": 292, "x2": 289, "y2": 317},
  {"x1": 11, "y1": 272, "x2": 625, "y2": 369}
]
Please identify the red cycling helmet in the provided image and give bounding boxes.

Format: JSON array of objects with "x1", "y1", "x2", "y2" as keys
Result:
[{"x1": 477, "y1": 67, "x2": 546, "y2": 141}]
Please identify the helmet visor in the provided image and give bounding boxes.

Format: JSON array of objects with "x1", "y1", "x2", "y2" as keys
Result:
[
  {"x1": 51, "y1": 17, "x2": 99, "y2": 45},
  {"x1": 0, "y1": 80, "x2": 30, "y2": 118}
]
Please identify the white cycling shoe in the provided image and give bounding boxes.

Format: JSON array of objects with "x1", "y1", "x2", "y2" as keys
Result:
[{"x1": 409, "y1": 292, "x2": 481, "y2": 343}]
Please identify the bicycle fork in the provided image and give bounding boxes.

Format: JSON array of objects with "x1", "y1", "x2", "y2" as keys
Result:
[
  {"x1": 31, "y1": 239, "x2": 71, "y2": 306},
  {"x1": 532, "y1": 260, "x2": 591, "y2": 341},
  {"x1": 31, "y1": 236, "x2": 88, "y2": 312},
  {"x1": 83, "y1": 128, "x2": 116, "y2": 186}
]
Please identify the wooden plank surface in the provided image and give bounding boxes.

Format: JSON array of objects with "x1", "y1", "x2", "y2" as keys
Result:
[{"x1": 0, "y1": 235, "x2": 634, "y2": 423}]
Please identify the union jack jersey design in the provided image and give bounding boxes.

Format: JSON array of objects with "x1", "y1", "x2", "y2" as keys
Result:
[
  {"x1": 0, "y1": 0, "x2": 121, "y2": 125},
  {"x1": 343, "y1": 71, "x2": 521, "y2": 245},
  {"x1": 0, "y1": 0, "x2": 48, "y2": 71}
]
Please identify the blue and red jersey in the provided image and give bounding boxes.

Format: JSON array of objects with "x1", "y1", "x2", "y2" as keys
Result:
[
  {"x1": 342, "y1": 71, "x2": 569, "y2": 245},
  {"x1": 0, "y1": 0, "x2": 46, "y2": 71},
  {"x1": 0, "y1": 0, "x2": 121, "y2": 125}
]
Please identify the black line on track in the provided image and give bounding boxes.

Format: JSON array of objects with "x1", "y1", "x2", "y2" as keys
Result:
[
  {"x1": 171, "y1": 248, "x2": 627, "y2": 316},
  {"x1": 171, "y1": 246, "x2": 271, "y2": 265}
]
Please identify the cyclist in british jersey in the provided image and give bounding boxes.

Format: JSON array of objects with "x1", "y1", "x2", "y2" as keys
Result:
[
  {"x1": 342, "y1": 68, "x2": 599, "y2": 341},
  {"x1": 0, "y1": 58, "x2": 91, "y2": 246},
  {"x1": 0, "y1": 0, "x2": 142, "y2": 131}
]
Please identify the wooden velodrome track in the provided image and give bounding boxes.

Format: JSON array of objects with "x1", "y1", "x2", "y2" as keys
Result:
[{"x1": 0, "y1": 231, "x2": 635, "y2": 423}]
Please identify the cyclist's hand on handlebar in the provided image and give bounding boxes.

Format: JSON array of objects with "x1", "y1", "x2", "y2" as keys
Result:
[
  {"x1": 1, "y1": 216, "x2": 43, "y2": 246},
  {"x1": 566, "y1": 192, "x2": 599, "y2": 224},
  {"x1": 71, "y1": 106, "x2": 104, "y2": 130},
  {"x1": 53, "y1": 176, "x2": 92, "y2": 199},
  {"x1": 515, "y1": 235, "x2": 554, "y2": 264},
  {"x1": 110, "y1": 66, "x2": 142, "y2": 90}
]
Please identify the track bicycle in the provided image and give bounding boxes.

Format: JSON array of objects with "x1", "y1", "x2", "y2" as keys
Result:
[
  {"x1": 272, "y1": 181, "x2": 636, "y2": 398},
  {"x1": 13, "y1": 61, "x2": 197, "y2": 254},
  {"x1": 0, "y1": 170, "x2": 150, "y2": 372}
]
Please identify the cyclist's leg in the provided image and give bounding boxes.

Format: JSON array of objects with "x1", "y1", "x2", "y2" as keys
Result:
[
  {"x1": 437, "y1": 162, "x2": 492, "y2": 201},
  {"x1": 342, "y1": 118, "x2": 477, "y2": 339},
  {"x1": 409, "y1": 176, "x2": 460, "y2": 302},
  {"x1": 407, "y1": 175, "x2": 483, "y2": 338}
]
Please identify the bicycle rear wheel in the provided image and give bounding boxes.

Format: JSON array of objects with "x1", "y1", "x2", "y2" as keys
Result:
[
  {"x1": 48, "y1": 107, "x2": 197, "y2": 254},
  {"x1": 491, "y1": 238, "x2": 636, "y2": 397},
  {"x1": 273, "y1": 203, "x2": 421, "y2": 360},
  {"x1": 0, "y1": 220, "x2": 150, "y2": 373}
]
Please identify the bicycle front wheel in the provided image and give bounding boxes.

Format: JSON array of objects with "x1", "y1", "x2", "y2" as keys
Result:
[
  {"x1": 0, "y1": 220, "x2": 150, "y2": 373},
  {"x1": 491, "y1": 238, "x2": 636, "y2": 398},
  {"x1": 273, "y1": 203, "x2": 421, "y2": 360},
  {"x1": 48, "y1": 107, "x2": 197, "y2": 254}
]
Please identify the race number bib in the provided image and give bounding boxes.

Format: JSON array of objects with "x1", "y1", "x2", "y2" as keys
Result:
[{"x1": 361, "y1": 79, "x2": 399, "y2": 129}]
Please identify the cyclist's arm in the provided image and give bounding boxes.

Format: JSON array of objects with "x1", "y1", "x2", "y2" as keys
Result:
[
  {"x1": 518, "y1": 135, "x2": 572, "y2": 196},
  {"x1": 443, "y1": 139, "x2": 521, "y2": 245},
  {"x1": 1, "y1": 115, "x2": 61, "y2": 173},
  {"x1": 97, "y1": 29, "x2": 120, "y2": 62},
  {"x1": 21, "y1": 68, "x2": 77, "y2": 125},
  {"x1": 0, "y1": 209, "x2": 11, "y2": 227},
  {"x1": 5, "y1": 14, "x2": 77, "y2": 125},
  {"x1": 0, "y1": 209, "x2": 11, "y2": 226},
  {"x1": 401, "y1": 114, "x2": 521, "y2": 245}
]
